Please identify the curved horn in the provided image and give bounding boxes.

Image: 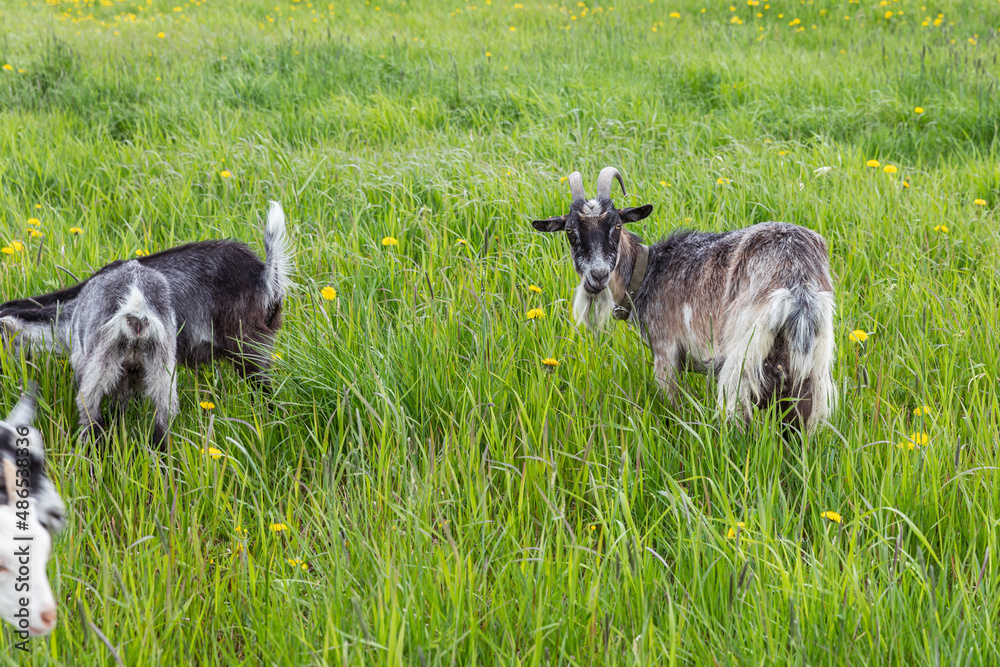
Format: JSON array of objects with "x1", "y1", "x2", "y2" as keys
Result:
[
  {"x1": 595, "y1": 166, "x2": 626, "y2": 200},
  {"x1": 567, "y1": 171, "x2": 587, "y2": 204}
]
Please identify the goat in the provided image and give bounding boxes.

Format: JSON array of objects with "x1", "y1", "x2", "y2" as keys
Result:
[
  {"x1": 1, "y1": 201, "x2": 290, "y2": 392},
  {"x1": 0, "y1": 385, "x2": 67, "y2": 638},
  {"x1": 531, "y1": 167, "x2": 837, "y2": 431},
  {"x1": 69, "y1": 260, "x2": 178, "y2": 445}
]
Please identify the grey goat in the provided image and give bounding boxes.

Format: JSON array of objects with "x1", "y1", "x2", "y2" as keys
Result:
[
  {"x1": 1, "y1": 202, "x2": 289, "y2": 393},
  {"x1": 69, "y1": 260, "x2": 178, "y2": 445},
  {"x1": 531, "y1": 167, "x2": 837, "y2": 431}
]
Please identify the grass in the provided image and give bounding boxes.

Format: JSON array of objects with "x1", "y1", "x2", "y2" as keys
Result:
[{"x1": 1, "y1": 0, "x2": 999, "y2": 663}]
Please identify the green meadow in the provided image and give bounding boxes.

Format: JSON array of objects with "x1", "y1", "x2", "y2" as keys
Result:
[{"x1": 1, "y1": 0, "x2": 999, "y2": 663}]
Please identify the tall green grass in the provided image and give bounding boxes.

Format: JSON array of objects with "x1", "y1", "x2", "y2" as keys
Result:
[{"x1": 1, "y1": 0, "x2": 999, "y2": 663}]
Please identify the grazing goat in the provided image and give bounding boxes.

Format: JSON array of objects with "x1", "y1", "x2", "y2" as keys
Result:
[
  {"x1": 0, "y1": 386, "x2": 67, "y2": 638},
  {"x1": 70, "y1": 261, "x2": 178, "y2": 445},
  {"x1": 1, "y1": 201, "x2": 290, "y2": 392},
  {"x1": 532, "y1": 167, "x2": 837, "y2": 431}
]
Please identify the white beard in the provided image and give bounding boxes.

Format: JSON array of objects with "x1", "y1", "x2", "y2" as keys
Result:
[{"x1": 573, "y1": 281, "x2": 614, "y2": 332}]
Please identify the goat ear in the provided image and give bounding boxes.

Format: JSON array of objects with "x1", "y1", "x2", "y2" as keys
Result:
[
  {"x1": 532, "y1": 215, "x2": 569, "y2": 233},
  {"x1": 619, "y1": 205, "x2": 653, "y2": 223},
  {"x1": 7, "y1": 383, "x2": 37, "y2": 426}
]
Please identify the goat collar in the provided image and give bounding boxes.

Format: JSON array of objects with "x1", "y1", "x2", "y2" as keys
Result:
[{"x1": 612, "y1": 243, "x2": 649, "y2": 321}]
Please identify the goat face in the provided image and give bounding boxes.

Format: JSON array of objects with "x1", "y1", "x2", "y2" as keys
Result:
[{"x1": 533, "y1": 197, "x2": 652, "y2": 294}]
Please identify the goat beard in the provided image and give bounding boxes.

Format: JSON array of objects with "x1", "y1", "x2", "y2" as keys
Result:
[{"x1": 573, "y1": 281, "x2": 614, "y2": 332}]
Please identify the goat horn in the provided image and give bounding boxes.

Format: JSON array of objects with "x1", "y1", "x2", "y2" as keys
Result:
[
  {"x1": 595, "y1": 166, "x2": 626, "y2": 200},
  {"x1": 568, "y1": 171, "x2": 587, "y2": 204}
]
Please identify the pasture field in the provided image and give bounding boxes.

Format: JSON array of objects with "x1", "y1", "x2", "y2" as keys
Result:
[{"x1": 2, "y1": 0, "x2": 1000, "y2": 663}]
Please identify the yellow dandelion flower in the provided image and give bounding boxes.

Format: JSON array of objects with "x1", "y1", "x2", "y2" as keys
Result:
[
  {"x1": 69, "y1": 227, "x2": 83, "y2": 235},
  {"x1": 457, "y1": 239, "x2": 467, "y2": 245},
  {"x1": 485, "y1": 51, "x2": 492, "y2": 57},
  {"x1": 974, "y1": 199, "x2": 987, "y2": 206},
  {"x1": 0, "y1": 247, "x2": 13, "y2": 255},
  {"x1": 821, "y1": 511, "x2": 842, "y2": 524},
  {"x1": 200, "y1": 401, "x2": 216, "y2": 410},
  {"x1": 382, "y1": 236, "x2": 398, "y2": 247},
  {"x1": 778, "y1": 150, "x2": 787, "y2": 156},
  {"x1": 914, "y1": 106, "x2": 924, "y2": 114},
  {"x1": 135, "y1": 249, "x2": 149, "y2": 257},
  {"x1": 220, "y1": 170, "x2": 232, "y2": 178},
  {"x1": 897, "y1": 432, "x2": 929, "y2": 450},
  {"x1": 157, "y1": 31, "x2": 165, "y2": 38},
  {"x1": 509, "y1": 26, "x2": 516, "y2": 31},
  {"x1": 934, "y1": 225, "x2": 948, "y2": 234},
  {"x1": 26, "y1": 218, "x2": 40, "y2": 226},
  {"x1": 270, "y1": 523, "x2": 288, "y2": 532},
  {"x1": 272, "y1": 352, "x2": 283, "y2": 360},
  {"x1": 866, "y1": 159, "x2": 879, "y2": 168},
  {"x1": 884, "y1": 10, "x2": 892, "y2": 18},
  {"x1": 559, "y1": 176, "x2": 568, "y2": 183},
  {"x1": 320, "y1": 286, "x2": 337, "y2": 300},
  {"x1": 542, "y1": 357, "x2": 559, "y2": 367},
  {"x1": 10, "y1": 241, "x2": 23, "y2": 252},
  {"x1": 27, "y1": 230, "x2": 43, "y2": 238},
  {"x1": 203, "y1": 447, "x2": 225, "y2": 459},
  {"x1": 669, "y1": 11, "x2": 680, "y2": 17},
  {"x1": 526, "y1": 308, "x2": 545, "y2": 320},
  {"x1": 849, "y1": 329, "x2": 868, "y2": 343},
  {"x1": 727, "y1": 522, "x2": 746, "y2": 539},
  {"x1": 883, "y1": 165, "x2": 898, "y2": 174},
  {"x1": 528, "y1": 284, "x2": 542, "y2": 293},
  {"x1": 913, "y1": 405, "x2": 932, "y2": 416},
  {"x1": 716, "y1": 177, "x2": 729, "y2": 184},
  {"x1": 903, "y1": 181, "x2": 910, "y2": 189},
  {"x1": 2, "y1": 64, "x2": 12, "y2": 72},
  {"x1": 287, "y1": 558, "x2": 308, "y2": 569}
]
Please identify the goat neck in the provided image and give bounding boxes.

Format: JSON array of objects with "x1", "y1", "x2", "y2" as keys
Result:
[{"x1": 608, "y1": 230, "x2": 649, "y2": 321}]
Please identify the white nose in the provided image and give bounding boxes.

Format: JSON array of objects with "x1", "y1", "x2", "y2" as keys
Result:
[{"x1": 32, "y1": 607, "x2": 56, "y2": 635}]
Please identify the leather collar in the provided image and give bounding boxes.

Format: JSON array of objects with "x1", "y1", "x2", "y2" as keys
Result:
[{"x1": 612, "y1": 244, "x2": 649, "y2": 321}]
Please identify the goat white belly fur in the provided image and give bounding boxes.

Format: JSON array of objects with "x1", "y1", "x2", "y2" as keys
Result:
[{"x1": 532, "y1": 167, "x2": 837, "y2": 431}]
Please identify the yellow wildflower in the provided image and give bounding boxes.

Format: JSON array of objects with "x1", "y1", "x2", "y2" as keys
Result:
[
  {"x1": 866, "y1": 159, "x2": 879, "y2": 168},
  {"x1": 1, "y1": 64, "x2": 12, "y2": 72},
  {"x1": 897, "y1": 432, "x2": 929, "y2": 450},
  {"x1": 320, "y1": 286, "x2": 337, "y2": 300},
  {"x1": 382, "y1": 236, "x2": 398, "y2": 247},
  {"x1": 69, "y1": 227, "x2": 83, "y2": 235},
  {"x1": 10, "y1": 241, "x2": 23, "y2": 252},
  {"x1": 485, "y1": 51, "x2": 492, "y2": 57},
  {"x1": 200, "y1": 401, "x2": 216, "y2": 410},
  {"x1": 27, "y1": 230, "x2": 43, "y2": 238},
  {"x1": 669, "y1": 11, "x2": 680, "y2": 17},
  {"x1": 821, "y1": 511, "x2": 842, "y2": 524},
  {"x1": 203, "y1": 447, "x2": 225, "y2": 460},
  {"x1": 0, "y1": 247, "x2": 13, "y2": 255},
  {"x1": 528, "y1": 284, "x2": 542, "y2": 293},
  {"x1": 135, "y1": 249, "x2": 149, "y2": 257},
  {"x1": 270, "y1": 523, "x2": 288, "y2": 532},
  {"x1": 526, "y1": 308, "x2": 545, "y2": 320},
  {"x1": 914, "y1": 106, "x2": 924, "y2": 114},
  {"x1": 913, "y1": 405, "x2": 932, "y2": 416},
  {"x1": 157, "y1": 31, "x2": 166, "y2": 38},
  {"x1": 457, "y1": 239, "x2": 467, "y2": 246},
  {"x1": 934, "y1": 225, "x2": 948, "y2": 234},
  {"x1": 287, "y1": 558, "x2": 308, "y2": 570},
  {"x1": 883, "y1": 165, "x2": 897, "y2": 174},
  {"x1": 974, "y1": 199, "x2": 987, "y2": 206},
  {"x1": 542, "y1": 357, "x2": 559, "y2": 367},
  {"x1": 26, "y1": 218, "x2": 40, "y2": 226},
  {"x1": 849, "y1": 330, "x2": 868, "y2": 343},
  {"x1": 727, "y1": 522, "x2": 746, "y2": 539},
  {"x1": 220, "y1": 170, "x2": 232, "y2": 178}
]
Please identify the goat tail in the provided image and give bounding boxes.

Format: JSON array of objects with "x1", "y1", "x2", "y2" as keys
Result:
[
  {"x1": 262, "y1": 200, "x2": 291, "y2": 308},
  {"x1": 783, "y1": 286, "x2": 837, "y2": 430}
]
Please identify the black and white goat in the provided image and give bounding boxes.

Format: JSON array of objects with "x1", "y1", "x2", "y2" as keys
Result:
[
  {"x1": 1, "y1": 201, "x2": 290, "y2": 392},
  {"x1": 532, "y1": 168, "x2": 837, "y2": 431},
  {"x1": 69, "y1": 261, "x2": 178, "y2": 445},
  {"x1": 0, "y1": 386, "x2": 67, "y2": 638}
]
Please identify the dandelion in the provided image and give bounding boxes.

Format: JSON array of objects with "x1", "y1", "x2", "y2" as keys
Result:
[
  {"x1": 913, "y1": 405, "x2": 932, "y2": 416},
  {"x1": 26, "y1": 218, "x2": 40, "y2": 226},
  {"x1": 272, "y1": 352, "x2": 283, "y2": 360},
  {"x1": 27, "y1": 230, "x2": 43, "y2": 238},
  {"x1": 287, "y1": 558, "x2": 308, "y2": 570},
  {"x1": 320, "y1": 286, "x2": 337, "y2": 300},
  {"x1": 135, "y1": 249, "x2": 149, "y2": 257},
  {"x1": 157, "y1": 31, "x2": 166, "y2": 38},
  {"x1": 559, "y1": 176, "x2": 568, "y2": 183},
  {"x1": 542, "y1": 357, "x2": 559, "y2": 367},
  {"x1": 778, "y1": 150, "x2": 787, "y2": 156},
  {"x1": 727, "y1": 522, "x2": 746, "y2": 539},
  {"x1": 10, "y1": 241, "x2": 23, "y2": 252},
  {"x1": 528, "y1": 284, "x2": 542, "y2": 293},
  {"x1": 382, "y1": 236, "x2": 398, "y2": 247},
  {"x1": 220, "y1": 170, "x2": 232, "y2": 178},
  {"x1": 849, "y1": 330, "x2": 868, "y2": 344},
  {"x1": 974, "y1": 199, "x2": 987, "y2": 206},
  {"x1": 934, "y1": 225, "x2": 948, "y2": 234},
  {"x1": 820, "y1": 511, "x2": 842, "y2": 524},
  {"x1": 485, "y1": 51, "x2": 492, "y2": 57},
  {"x1": 526, "y1": 308, "x2": 545, "y2": 320},
  {"x1": 1, "y1": 64, "x2": 12, "y2": 72},
  {"x1": 716, "y1": 177, "x2": 730, "y2": 184},
  {"x1": 69, "y1": 227, "x2": 83, "y2": 235},
  {"x1": 883, "y1": 165, "x2": 897, "y2": 174},
  {"x1": 903, "y1": 181, "x2": 911, "y2": 189},
  {"x1": 200, "y1": 401, "x2": 216, "y2": 410},
  {"x1": 884, "y1": 10, "x2": 892, "y2": 18},
  {"x1": 914, "y1": 106, "x2": 924, "y2": 114},
  {"x1": 509, "y1": 26, "x2": 516, "y2": 30},
  {"x1": 0, "y1": 247, "x2": 13, "y2": 255},
  {"x1": 897, "y1": 432, "x2": 929, "y2": 450},
  {"x1": 457, "y1": 239, "x2": 467, "y2": 246},
  {"x1": 203, "y1": 447, "x2": 225, "y2": 460},
  {"x1": 270, "y1": 523, "x2": 288, "y2": 532},
  {"x1": 669, "y1": 11, "x2": 680, "y2": 17},
  {"x1": 866, "y1": 159, "x2": 879, "y2": 168}
]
